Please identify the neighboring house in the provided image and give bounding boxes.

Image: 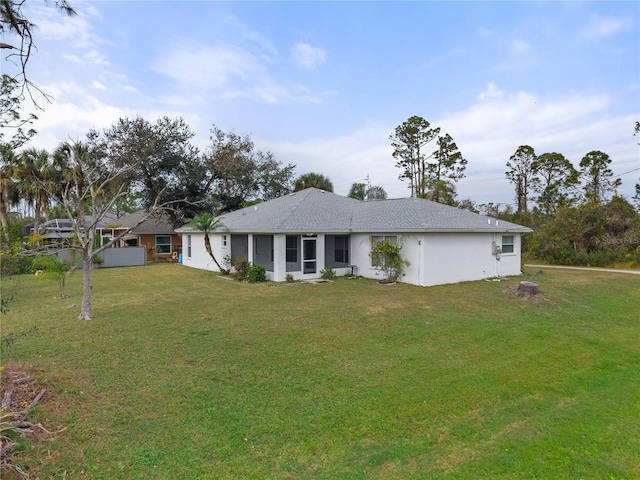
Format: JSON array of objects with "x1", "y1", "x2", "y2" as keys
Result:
[
  {"x1": 103, "y1": 210, "x2": 182, "y2": 263},
  {"x1": 176, "y1": 188, "x2": 532, "y2": 287},
  {"x1": 24, "y1": 214, "x2": 118, "y2": 243},
  {"x1": 25, "y1": 218, "x2": 79, "y2": 241}
]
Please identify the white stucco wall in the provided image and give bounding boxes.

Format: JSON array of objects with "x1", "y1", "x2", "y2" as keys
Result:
[
  {"x1": 350, "y1": 233, "x2": 422, "y2": 284},
  {"x1": 182, "y1": 231, "x2": 523, "y2": 286},
  {"x1": 180, "y1": 232, "x2": 228, "y2": 272},
  {"x1": 421, "y1": 232, "x2": 521, "y2": 286},
  {"x1": 350, "y1": 232, "x2": 522, "y2": 287}
]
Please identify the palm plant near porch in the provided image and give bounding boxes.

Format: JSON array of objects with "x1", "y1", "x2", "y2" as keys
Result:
[{"x1": 186, "y1": 213, "x2": 229, "y2": 274}]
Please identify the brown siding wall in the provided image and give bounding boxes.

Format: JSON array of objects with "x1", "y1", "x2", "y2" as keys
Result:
[{"x1": 140, "y1": 233, "x2": 182, "y2": 262}]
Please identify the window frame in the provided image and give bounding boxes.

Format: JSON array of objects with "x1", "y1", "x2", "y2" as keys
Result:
[
  {"x1": 501, "y1": 235, "x2": 515, "y2": 254},
  {"x1": 187, "y1": 235, "x2": 192, "y2": 258},
  {"x1": 334, "y1": 235, "x2": 349, "y2": 265},
  {"x1": 286, "y1": 235, "x2": 298, "y2": 263},
  {"x1": 155, "y1": 235, "x2": 171, "y2": 254}
]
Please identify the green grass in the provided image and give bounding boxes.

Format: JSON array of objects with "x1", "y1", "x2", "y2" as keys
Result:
[{"x1": 1, "y1": 264, "x2": 639, "y2": 479}]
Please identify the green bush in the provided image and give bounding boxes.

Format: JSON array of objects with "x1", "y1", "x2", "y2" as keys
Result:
[
  {"x1": 0, "y1": 253, "x2": 34, "y2": 276},
  {"x1": 527, "y1": 197, "x2": 640, "y2": 268},
  {"x1": 233, "y1": 258, "x2": 250, "y2": 281},
  {"x1": 320, "y1": 267, "x2": 336, "y2": 279},
  {"x1": 245, "y1": 264, "x2": 266, "y2": 283},
  {"x1": 369, "y1": 239, "x2": 409, "y2": 283}
]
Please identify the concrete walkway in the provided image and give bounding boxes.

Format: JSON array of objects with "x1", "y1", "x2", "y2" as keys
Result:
[{"x1": 524, "y1": 264, "x2": 640, "y2": 275}]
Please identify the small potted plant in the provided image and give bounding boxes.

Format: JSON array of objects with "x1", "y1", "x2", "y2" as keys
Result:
[
  {"x1": 154, "y1": 246, "x2": 163, "y2": 262},
  {"x1": 91, "y1": 254, "x2": 104, "y2": 269}
]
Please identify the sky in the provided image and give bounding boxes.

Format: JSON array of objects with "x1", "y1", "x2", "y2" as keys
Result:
[{"x1": 3, "y1": 0, "x2": 639, "y2": 206}]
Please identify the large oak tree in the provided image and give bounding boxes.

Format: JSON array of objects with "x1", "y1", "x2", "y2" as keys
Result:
[
  {"x1": 100, "y1": 116, "x2": 204, "y2": 227},
  {"x1": 205, "y1": 125, "x2": 295, "y2": 212}
]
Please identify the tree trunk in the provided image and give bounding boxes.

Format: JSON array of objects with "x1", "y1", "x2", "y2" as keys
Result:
[
  {"x1": 0, "y1": 191, "x2": 9, "y2": 240},
  {"x1": 517, "y1": 281, "x2": 540, "y2": 296},
  {"x1": 79, "y1": 255, "x2": 93, "y2": 320},
  {"x1": 33, "y1": 197, "x2": 41, "y2": 237},
  {"x1": 204, "y1": 233, "x2": 227, "y2": 274}
]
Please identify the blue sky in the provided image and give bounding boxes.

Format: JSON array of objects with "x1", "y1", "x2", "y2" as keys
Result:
[{"x1": 6, "y1": 0, "x2": 640, "y2": 205}]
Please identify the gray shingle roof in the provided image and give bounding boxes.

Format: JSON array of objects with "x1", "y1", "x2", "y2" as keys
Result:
[
  {"x1": 178, "y1": 188, "x2": 531, "y2": 234},
  {"x1": 351, "y1": 197, "x2": 530, "y2": 232},
  {"x1": 115, "y1": 210, "x2": 177, "y2": 235}
]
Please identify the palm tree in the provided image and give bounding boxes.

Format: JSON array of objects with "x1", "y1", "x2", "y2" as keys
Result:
[
  {"x1": 186, "y1": 213, "x2": 228, "y2": 274},
  {"x1": 33, "y1": 254, "x2": 75, "y2": 298},
  {"x1": 53, "y1": 140, "x2": 102, "y2": 320},
  {"x1": 293, "y1": 173, "x2": 333, "y2": 192},
  {"x1": 0, "y1": 144, "x2": 17, "y2": 239},
  {"x1": 15, "y1": 148, "x2": 52, "y2": 236}
]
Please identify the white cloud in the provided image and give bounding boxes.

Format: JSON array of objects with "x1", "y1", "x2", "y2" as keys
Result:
[
  {"x1": 511, "y1": 39, "x2": 532, "y2": 55},
  {"x1": 14, "y1": 3, "x2": 636, "y2": 208},
  {"x1": 92, "y1": 80, "x2": 106, "y2": 90},
  {"x1": 581, "y1": 18, "x2": 625, "y2": 40},
  {"x1": 63, "y1": 54, "x2": 82, "y2": 64},
  {"x1": 152, "y1": 43, "x2": 325, "y2": 104},
  {"x1": 225, "y1": 15, "x2": 279, "y2": 58},
  {"x1": 437, "y1": 91, "x2": 636, "y2": 202},
  {"x1": 290, "y1": 43, "x2": 327, "y2": 70},
  {"x1": 83, "y1": 4, "x2": 104, "y2": 20},
  {"x1": 23, "y1": 90, "x2": 130, "y2": 152},
  {"x1": 257, "y1": 89, "x2": 637, "y2": 204},
  {"x1": 257, "y1": 123, "x2": 396, "y2": 198},
  {"x1": 30, "y1": 3, "x2": 99, "y2": 50},
  {"x1": 440, "y1": 91, "x2": 610, "y2": 168},
  {"x1": 494, "y1": 38, "x2": 536, "y2": 73},
  {"x1": 153, "y1": 44, "x2": 264, "y2": 90},
  {"x1": 478, "y1": 82, "x2": 503, "y2": 101},
  {"x1": 84, "y1": 49, "x2": 110, "y2": 66},
  {"x1": 477, "y1": 27, "x2": 496, "y2": 38}
]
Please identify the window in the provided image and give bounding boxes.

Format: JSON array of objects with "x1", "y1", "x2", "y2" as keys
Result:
[
  {"x1": 222, "y1": 235, "x2": 228, "y2": 248},
  {"x1": 370, "y1": 235, "x2": 397, "y2": 267},
  {"x1": 187, "y1": 235, "x2": 192, "y2": 258},
  {"x1": 270, "y1": 236, "x2": 274, "y2": 262},
  {"x1": 324, "y1": 235, "x2": 350, "y2": 268},
  {"x1": 156, "y1": 236, "x2": 171, "y2": 254},
  {"x1": 501, "y1": 235, "x2": 514, "y2": 254},
  {"x1": 286, "y1": 235, "x2": 301, "y2": 272},
  {"x1": 286, "y1": 235, "x2": 298, "y2": 263},
  {"x1": 334, "y1": 235, "x2": 349, "y2": 264}
]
